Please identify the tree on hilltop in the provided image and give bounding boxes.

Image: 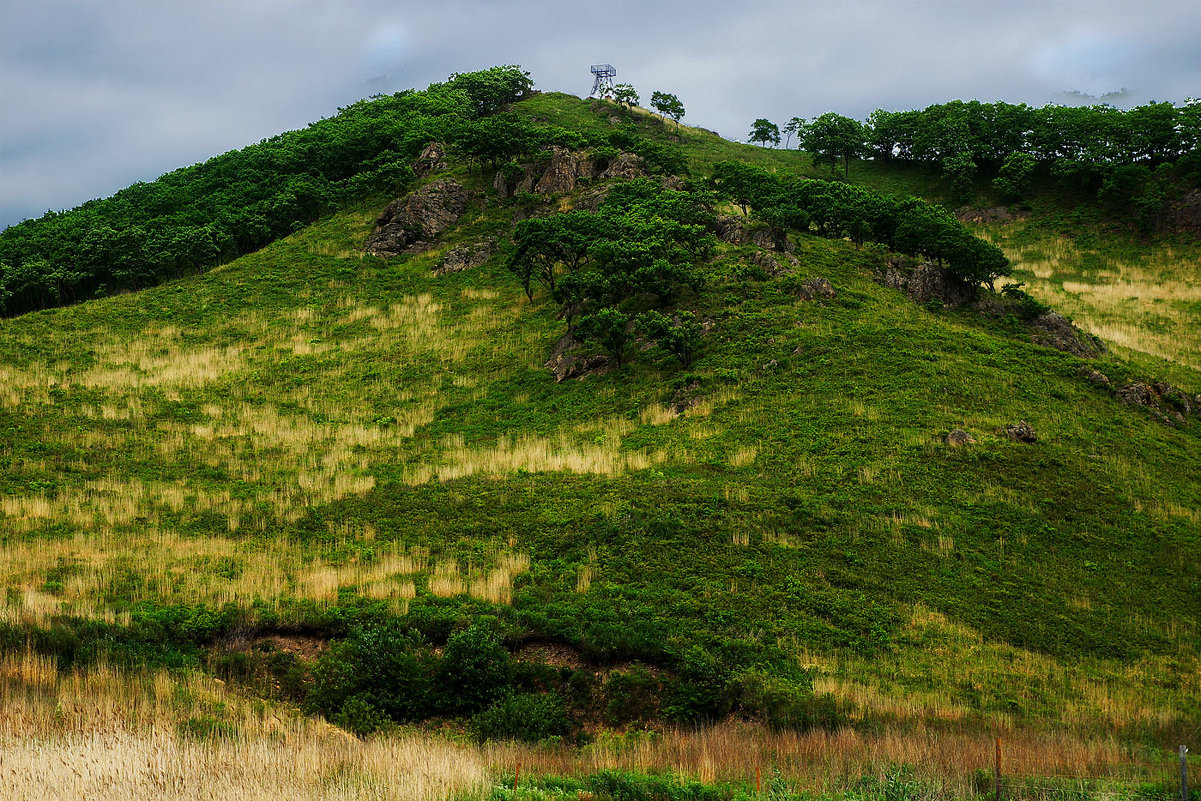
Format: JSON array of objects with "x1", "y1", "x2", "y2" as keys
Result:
[
  {"x1": 650, "y1": 91, "x2": 686, "y2": 129},
  {"x1": 613, "y1": 84, "x2": 640, "y2": 109},
  {"x1": 749, "y1": 119, "x2": 780, "y2": 147},
  {"x1": 800, "y1": 112, "x2": 866, "y2": 177},
  {"x1": 782, "y1": 117, "x2": 805, "y2": 149}
]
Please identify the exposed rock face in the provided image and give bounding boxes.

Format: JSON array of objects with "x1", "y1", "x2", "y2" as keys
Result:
[
  {"x1": 946, "y1": 429, "x2": 976, "y2": 446},
  {"x1": 712, "y1": 215, "x2": 747, "y2": 245},
  {"x1": 545, "y1": 334, "x2": 610, "y2": 382},
  {"x1": 1167, "y1": 189, "x2": 1201, "y2": 234},
  {"x1": 749, "y1": 249, "x2": 796, "y2": 277},
  {"x1": 955, "y1": 206, "x2": 1028, "y2": 224},
  {"x1": 365, "y1": 179, "x2": 469, "y2": 257},
  {"x1": 412, "y1": 142, "x2": 447, "y2": 176},
  {"x1": 434, "y1": 238, "x2": 497, "y2": 276},
  {"x1": 599, "y1": 152, "x2": 645, "y2": 181},
  {"x1": 1028, "y1": 312, "x2": 1105, "y2": 359},
  {"x1": 1117, "y1": 381, "x2": 1194, "y2": 426},
  {"x1": 1002, "y1": 421, "x2": 1037, "y2": 443},
  {"x1": 1084, "y1": 369, "x2": 1111, "y2": 388},
  {"x1": 750, "y1": 228, "x2": 793, "y2": 253},
  {"x1": 534, "y1": 147, "x2": 588, "y2": 195},
  {"x1": 875, "y1": 256, "x2": 978, "y2": 307},
  {"x1": 797, "y1": 277, "x2": 837, "y2": 301}
]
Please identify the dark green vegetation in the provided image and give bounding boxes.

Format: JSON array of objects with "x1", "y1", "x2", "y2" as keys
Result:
[
  {"x1": 0, "y1": 72, "x2": 1198, "y2": 752},
  {"x1": 786, "y1": 99, "x2": 1201, "y2": 220}
]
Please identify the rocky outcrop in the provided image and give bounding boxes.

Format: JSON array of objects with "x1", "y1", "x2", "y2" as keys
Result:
[
  {"x1": 1117, "y1": 381, "x2": 1194, "y2": 426},
  {"x1": 712, "y1": 215, "x2": 747, "y2": 245},
  {"x1": 493, "y1": 149, "x2": 647, "y2": 199},
  {"x1": 365, "y1": 179, "x2": 469, "y2": 257},
  {"x1": 955, "y1": 206, "x2": 1028, "y2": 225},
  {"x1": 796, "y1": 277, "x2": 836, "y2": 301},
  {"x1": 1028, "y1": 312, "x2": 1105, "y2": 359},
  {"x1": 875, "y1": 256, "x2": 978, "y2": 307},
  {"x1": 599, "y1": 152, "x2": 645, "y2": 181},
  {"x1": 1002, "y1": 421, "x2": 1037, "y2": 443},
  {"x1": 946, "y1": 429, "x2": 976, "y2": 446},
  {"x1": 434, "y1": 238, "x2": 497, "y2": 276},
  {"x1": 749, "y1": 250, "x2": 797, "y2": 277},
  {"x1": 545, "y1": 333, "x2": 609, "y2": 382},
  {"x1": 412, "y1": 142, "x2": 447, "y2": 177}
]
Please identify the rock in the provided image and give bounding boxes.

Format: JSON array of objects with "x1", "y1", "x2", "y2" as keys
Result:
[
  {"x1": 493, "y1": 169, "x2": 511, "y2": 198},
  {"x1": 1118, "y1": 381, "x2": 1194, "y2": 425},
  {"x1": 1084, "y1": 369, "x2": 1111, "y2": 388},
  {"x1": 875, "y1": 256, "x2": 977, "y2": 307},
  {"x1": 670, "y1": 385, "x2": 701, "y2": 412},
  {"x1": 412, "y1": 142, "x2": 446, "y2": 176},
  {"x1": 750, "y1": 228, "x2": 793, "y2": 252},
  {"x1": 749, "y1": 250, "x2": 788, "y2": 276},
  {"x1": 608, "y1": 116, "x2": 622, "y2": 127},
  {"x1": 365, "y1": 179, "x2": 469, "y2": 258},
  {"x1": 661, "y1": 175, "x2": 686, "y2": 191},
  {"x1": 954, "y1": 206, "x2": 1027, "y2": 224},
  {"x1": 761, "y1": 359, "x2": 778, "y2": 371},
  {"x1": 797, "y1": 277, "x2": 837, "y2": 301},
  {"x1": 946, "y1": 429, "x2": 975, "y2": 446},
  {"x1": 712, "y1": 214, "x2": 747, "y2": 245},
  {"x1": 1028, "y1": 312, "x2": 1104, "y2": 358},
  {"x1": 600, "y1": 152, "x2": 645, "y2": 180},
  {"x1": 534, "y1": 147, "x2": 585, "y2": 195},
  {"x1": 1002, "y1": 421, "x2": 1037, "y2": 443},
  {"x1": 434, "y1": 238, "x2": 496, "y2": 276},
  {"x1": 544, "y1": 333, "x2": 609, "y2": 382}
]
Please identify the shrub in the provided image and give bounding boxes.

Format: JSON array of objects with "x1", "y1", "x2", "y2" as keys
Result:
[
  {"x1": 471, "y1": 692, "x2": 573, "y2": 743},
  {"x1": 439, "y1": 623, "x2": 513, "y2": 715}
]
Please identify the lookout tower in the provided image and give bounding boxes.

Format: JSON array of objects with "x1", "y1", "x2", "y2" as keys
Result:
[{"x1": 590, "y1": 64, "x2": 616, "y2": 99}]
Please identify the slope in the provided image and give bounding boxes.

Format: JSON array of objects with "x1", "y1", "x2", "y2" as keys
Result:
[{"x1": 0, "y1": 91, "x2": 1198, "y2": 757}]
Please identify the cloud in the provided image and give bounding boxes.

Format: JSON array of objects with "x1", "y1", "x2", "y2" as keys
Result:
[{"x1": 3, "y1": 0, "x2": 1199, "y2": 227}]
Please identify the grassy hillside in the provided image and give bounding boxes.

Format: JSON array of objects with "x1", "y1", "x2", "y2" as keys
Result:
[{"x1": 2, "y1": 91, "x2": 1199, "y2": 797}]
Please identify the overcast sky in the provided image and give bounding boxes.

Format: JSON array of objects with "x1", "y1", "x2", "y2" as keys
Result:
[{"x1": 2, "y1": 0, "x2": 1199, "y2": 228}]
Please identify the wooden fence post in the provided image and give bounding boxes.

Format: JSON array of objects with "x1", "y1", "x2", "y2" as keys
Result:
[
  {"x1": 756, "y1": 765, "x2": 761, "y2": 793},
  {"x1": 1182, "y1": 746, "x2": 1189, "y2": 801},
  {"x1": 995, "y1": 737, "x2": 1002, "y2": 801},
  {"x1": 515, "y1": 761, "x2": 521, "y2": 791}
]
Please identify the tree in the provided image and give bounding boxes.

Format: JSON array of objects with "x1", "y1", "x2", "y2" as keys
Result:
[
  {"x1": 613, "y1": 84, "x2": 639, "y2": 109},
  {"x1": 992, "y1": 152, "x2": 1038, "y2": 199},
  {"x1": 800, "y1": 113, "x2": 866, "y2": 177},
  {"x1": 639, "y1": 310, "x2": 703, "y2": 367},
  {"x1": 577, "y1": 308, "x2": 632, "y2": 367},
  {"x1": 650, "y1": 91, "x2": 686, "y2": 129},
  {"x1": 782, "y1": 117, "x2": 805, "y2": 149},
  {"x1": 749, "y1": 119, "x2": 781, "y2": 148}
]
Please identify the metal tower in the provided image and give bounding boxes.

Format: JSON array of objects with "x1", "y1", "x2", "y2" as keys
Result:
[{"x1": 590, "y1": 64, "x2": 616, "y2": 98}]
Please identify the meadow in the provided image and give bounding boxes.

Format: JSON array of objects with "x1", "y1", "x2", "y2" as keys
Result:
[{"x1": 1, "y1": 92, "x2": 1198, "y2": 799}]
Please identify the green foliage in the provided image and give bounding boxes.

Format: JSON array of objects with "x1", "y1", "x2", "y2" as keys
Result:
[
  {"x1": 749, "y1": 118, "x2": 781, "y2": 147},
  {"x1": 731, "y1": 670, "x2": 847, "y2": 731},
  {"x1": 308, "y1": 622, "x2": 435, "y2": 723},
  {"x1": 711, "y1": 161, "x2": 1009, "y2": 285},
  {"x1": 650, "y1": 91, "x2": 686, "y2": 128},
  {"x1": 613, "y1": 84, "x2": 640, "y2": 109},
  {"x1": 992, "y1": 152, "x2": 1038, "y2": 199},
  {"x1": 0, "y1": 66, "x2": 530, "y2": 317},
  {"x1": 639, "y1": 310, "x2": 703, "y2": 367},
  {"x1": 439, "y1": 623, "x2": 513, "y2": 715},
  {"x1": 577, "y1": 308, "x2": 632, "y2": 368},
  {"x1": 800, "y1": 113, "x2": 867, "y2": 177},
  {"x1": 178, "y1": 715, "x2": 239, "y2": 741},
  {"x1": 470, "y1": 692, "x2": 573, "y2": 743}
]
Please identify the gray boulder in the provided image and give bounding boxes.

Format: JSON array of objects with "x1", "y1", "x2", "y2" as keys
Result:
[{"x1": 365, "y1": 179, "x2": 469, "y2": 257}]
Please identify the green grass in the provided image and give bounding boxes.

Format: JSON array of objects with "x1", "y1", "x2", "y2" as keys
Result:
[{"x1": 1, "y1": 92, "x2": 1198, "y2": 751}]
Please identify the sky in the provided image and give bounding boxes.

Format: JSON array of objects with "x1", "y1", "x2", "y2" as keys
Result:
[{"x1": 2, "y1": 0, "x2": 1199, "y2": 229}]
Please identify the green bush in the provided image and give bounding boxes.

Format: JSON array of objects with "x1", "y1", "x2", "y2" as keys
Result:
[
  {"x1": 333, "y1": 695, "x2": 392, "y2": 736},
  {"x1": 470, "y1": 692, "x2": 573, "y2": 743},
  {"x1": 439, "y1": 623, "x2": 513, "y2": 715}
]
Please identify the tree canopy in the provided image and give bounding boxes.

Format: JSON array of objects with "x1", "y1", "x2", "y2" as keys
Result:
[{"x1": 748, "y1": 119, "x2": 781, "y2": 147}]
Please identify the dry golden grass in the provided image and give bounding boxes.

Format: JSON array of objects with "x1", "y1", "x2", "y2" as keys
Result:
[
  {"x1": 0, "y1": 653, "x2": 487, "y2": 801},
  {"x1": 0, "y1": 527, "x2": 529, "y2": 623},
  {"x1": 796, "y1": 605, "x2": 1200, "y2": 735},
  {"x1": 990, "y1": 231, "x2": 1201, "y2": 370}
]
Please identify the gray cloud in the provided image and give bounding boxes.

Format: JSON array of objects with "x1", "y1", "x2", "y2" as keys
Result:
[{"x1": 3, "y1": 0, "x2": 1199, "y2": 227}]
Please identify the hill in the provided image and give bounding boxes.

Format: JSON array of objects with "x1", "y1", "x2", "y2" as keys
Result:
[{"x1": 1, "y1": 72, "x2": 1199, "y2": 798}]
